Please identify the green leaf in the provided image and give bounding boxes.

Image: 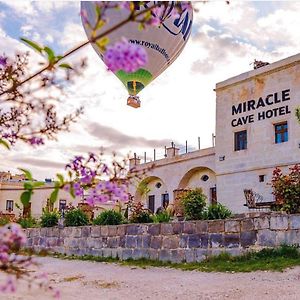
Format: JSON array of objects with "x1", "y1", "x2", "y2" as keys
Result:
[
  {"x1": 20, "y1": 191, "x2": 32, "y2": 206},
  {"x1": 32, "y1": 181, "x2": 45, "y2": 188},
  {"x1": 24, "y1": 182, "x2": 33, "y2": 190},
  {"x1": 0, "y1": 139, "x2": 10, "y2": 150},
  {"x1": 18, "y1": 168, "x2": 33, "y2": 181},
  {"x1": 43, "y1": 46, "x2": 56, "y2": 64},
  {"x1": 56, "y1": 173, "x2": 64, "y2": 184},
  {"x1": 58, "y1": 63, "x2": 73, "y2": 70},
  {"x1": 49, "y1": 188, "x2": 59, "y2": 205},
  {"x1": 21, "y1": 37, "x2": 43, "y2": 53}
]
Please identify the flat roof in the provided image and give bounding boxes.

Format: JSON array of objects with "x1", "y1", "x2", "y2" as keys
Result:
[{"x1": 216, "y1": 52, "x2": 300, "y2": 90}]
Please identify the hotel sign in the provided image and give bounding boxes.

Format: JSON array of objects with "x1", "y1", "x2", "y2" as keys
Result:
[{"x1": 231, "y1": 89, "x2": 291, "y2": 127}]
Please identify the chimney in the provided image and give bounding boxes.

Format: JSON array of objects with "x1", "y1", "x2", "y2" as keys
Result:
[
  {"x1": 166, "y1": 142, "x2": 179, "y2": 158},
  {"x1": 129, "y1": 153, "x2": 141, "y2": 170}
]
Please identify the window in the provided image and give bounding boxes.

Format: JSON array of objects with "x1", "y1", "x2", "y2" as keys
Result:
[
  {"x1": 155, "y1": 182, "x2": 162, "y2": 189},
  {"x1": 201, "y1": 175, "x2": 209, "y2": 182},
  {"x1": 161, "y1": 193, "x2": 169, "y2": 208},
  {"x1": 59, "y1": 199, "x2": 67, "y2": 212},
  {"x1": 234, "y1": 130, "x2": 247, "y2": 151},
  {"x1": 259, "y1": 175, "x2": 265, "y2": 182},
  {"x1": 6, "y1": 200, "x2": 13, "y2": 212},
  {"x1": 46, "y1": 198, "x2": 54, "y2": 212},
  {"x1": 274, "y1": 122, "x2": 288, "y2": 143},
  {"x1": 210, "y1": 187, "x2": 217, "y2": 205}
]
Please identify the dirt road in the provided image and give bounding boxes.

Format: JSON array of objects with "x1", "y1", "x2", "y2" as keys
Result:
[{"x1": 1, "y1": 256, "x2": 300, "y2": 300}]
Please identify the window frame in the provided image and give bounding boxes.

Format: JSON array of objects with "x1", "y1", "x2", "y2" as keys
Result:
[
  {"x1": 6, "y1": 200, "x2": 14, "y2": 212},
  {"x1": 234, "y1": 130, "x2": 247, "y2": 151},
  {"x1": 274, "y1": 121, "x2": 288, "y2": 144}
]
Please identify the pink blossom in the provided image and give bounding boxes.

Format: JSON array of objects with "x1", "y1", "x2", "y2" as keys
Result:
[{"x1": 103, "y1": 39, "x2": 148, "y2": 73}]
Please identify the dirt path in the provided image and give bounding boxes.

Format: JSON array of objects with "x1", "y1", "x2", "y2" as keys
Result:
[{"x1": 1, "y1": 256, "x2": 300, "y2": 300}]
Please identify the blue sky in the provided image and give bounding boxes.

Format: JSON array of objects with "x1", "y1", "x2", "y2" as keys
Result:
[{"x1": 1, "y1": 1, "x2": 300, "y2": 179}]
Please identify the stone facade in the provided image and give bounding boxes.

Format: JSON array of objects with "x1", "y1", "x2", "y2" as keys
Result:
[
  {"x1": 25, "y1": 213, "x2": 300, "y2": 263},
  {"x1": 128, "y1": 53, "x2": 300, "y2": 213}
]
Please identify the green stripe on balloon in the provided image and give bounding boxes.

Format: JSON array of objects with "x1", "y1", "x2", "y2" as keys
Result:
[{"x1": 116, "y1": 68, "x2": 153, "y2": 95}]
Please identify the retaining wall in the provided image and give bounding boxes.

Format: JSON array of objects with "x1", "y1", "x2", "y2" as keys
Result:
[{"x1": 24, "y1": 213, "x2": 300, "y2": 263}]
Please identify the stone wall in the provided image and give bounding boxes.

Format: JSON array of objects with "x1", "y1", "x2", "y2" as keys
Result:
[{"x1": 24, "y1": 213, "x2": 300, "y2": 263}]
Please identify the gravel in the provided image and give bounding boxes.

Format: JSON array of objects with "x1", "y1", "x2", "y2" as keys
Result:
[{"x1": 1, "y1": 256, "x2": 300, "y2": 300}]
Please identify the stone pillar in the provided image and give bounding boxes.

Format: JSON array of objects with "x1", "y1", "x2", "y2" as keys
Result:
[
  {"x1": 166, "y1": 145, "x2": 179, "y2": 158},
  {"x1": 129, "y1": 156, "x2": 141, "y2": 170}
]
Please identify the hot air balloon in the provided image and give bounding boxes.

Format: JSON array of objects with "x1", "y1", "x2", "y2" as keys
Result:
[{"x1": 81, "y1": 1, "x2": 193, "y2": 108}]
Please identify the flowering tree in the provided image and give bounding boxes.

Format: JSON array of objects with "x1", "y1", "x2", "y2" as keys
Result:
[{"x1": 0, "y1": 1, "x2": 192, "y2": 296}]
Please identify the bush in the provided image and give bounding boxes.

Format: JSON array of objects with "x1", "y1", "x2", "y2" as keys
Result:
[
  {"x1": 202, "y1": 203, "x2": 232, "y2": 220},
  {"x1": 40, "y1": 210, "x2": 60, "y2": 227},
  {"x1": 152, "y1": 211, "x2": 171, "y2": 223},
  {"x1": 64, "y1": 208, "x2": 89, "y2": 227},
  {"x1": 93, "y1": 210, "x2": 123, "y2": 225},
  {"x1": 129, "y1": 202, "x2": 153, "y2": 223},
  {"x1": 17, "y1": 216, "x2": 37, "y2": 228},
  {"x1": 181, "y1": 188, "x2": 207, "y2": 220},
  {"x1": 0, "y1": 216, "x2": 10, "y2": 226},
  {"x1": 271, "y1": 164, "x2": 300, "y2": 213}
]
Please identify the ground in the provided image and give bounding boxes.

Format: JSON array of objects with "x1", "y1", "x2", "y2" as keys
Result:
[{"x1": 1, "y1": 257, "x2": 300, "y2": 300}]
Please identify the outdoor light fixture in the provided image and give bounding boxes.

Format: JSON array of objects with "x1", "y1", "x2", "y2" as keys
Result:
[{"x1": 219, "y1": 156, "x2": 225, "y2": 161}]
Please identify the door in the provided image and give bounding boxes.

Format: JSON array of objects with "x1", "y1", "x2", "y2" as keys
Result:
[
  {"x1": 148, "y1": 195, "x2": 155, "y2": 213},
  {"x1": 210, "y1": 187, "x2": 217, "y2": 205}
]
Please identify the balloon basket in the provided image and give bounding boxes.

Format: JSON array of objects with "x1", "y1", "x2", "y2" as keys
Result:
[{"x1": 127, "y1": 96, "x2": 141, "y2": 108}]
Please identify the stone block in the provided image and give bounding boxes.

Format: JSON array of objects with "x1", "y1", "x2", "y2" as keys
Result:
[
  {"x1": 111, "y1": 249, "x2": 118, "y2": 258},
  {"x1": 188, "y1": 234, "x2": 201, "y2": 248},
  {"x1": 254, "y1": 216, "x2": 270, "y2": 230},
  {"x1": 185, "y1": 249, "x2": 195, "y2": 263},
  {"x1": 71, "y1": 227, "x2": 82, "y2": 238},
  {"x1": 289, "y1": 215, "x2": 300, "y2": 230},
  {"x1": 179, "y1": 235, "x2": 188, "y2": 248},
  {"x1": 257, "y1": 229, "x2": 276, "y2": 247},
  {"x1": 195, "y1": 249, "x2": 208, "y2": 262},
  {"x1": 82, "y1": 226, "x2": 91, "y2": 238},
  {"x1": 240, "y1": 231, "x2": 257, "y2": 247},
  {"x1": 142, "y1": 235, "x2": 151, "y2": 248},
  {"x1": 241, "y1": 219, "x2": 254, "y2": 231},
  {"x1": 276, "y1": 230, "x2": 300, "y2": 246},
  {"x1": 60, "y1": 227, "x2": 72, "y2": 238},
  {"x1": 122, "y1": 249, "x2": 133, "y2": 260},
  {"x1": 102, "y1": 248, "x2": 112, "y2": 258},
  {"x1": 132, "y1": 249, "x2": 149, "y2": 260},
  {"x1": 101, "y1": 237, "x2": 108, "y2": 247},
  {"x1": 224, "y1": 234, "x2": 240, "y2": 248},
  {"x1": 137, "y1": 235, "x2": 143, "y2": 248},
  {"x1": 159, "y1": 249, "x2": 171, "y2": 262},
  {"x1": 226, "y1": 248, "x2": 241, "y2": 257},
  {"x1": 117, "y1": 225, "x2": 126, "y2": 236},
  {"x1": 126, "y1": 224, "x2": 147, "y2": 235},
  {"x1": 101, "y1": 226, "x2": 109, "y2": 236},
  {"x1": 162, "y1": 236, "x2": 179, "y2": 249},
  {"x1": 107, "y1": 237, "x2": 119, "y2": 248},
  {"x1": 270, "y1": 216, "x2": 288, "y2": 230},
  {"x1": 125, "y1": 235, "x2": 137, "y2": 248},
  {"x1": 183, "y1": 222, "x2": 196, "y2": 234},
  {"x1": 225, "y1": 220, "x2": 240, "y2": 233},
  {"x1": 149, "y1": 249, "x2": 159, "y2": 260},
  {"x1": 172, "y1": 222, "x2": 183, "y2": 234},
  {"x1": 108, "y1": 226, "x2": 117, "y2": 237},
  {"x1": 208, "y1": 220, "x2": 225, "y2": 233},
  {"x1": 89, "y1": 249, "x2": 103, "y2": 257},
  {"x1": 29, "y1": 228, "x2": 40, "y2": 238},
  {"x1": 40, "y1": 228, "x2": 48, "y2": 237},
  {"x1": 209, "y1": 233, "x2": 224, "y2": 248},
  {"x1": 91, "y1": 226, "x2": 101, "y2": 238},
  {"x1": 77, "y1": 238, "x2": 87, "y2": 248},
  {"x1": 170, "y1": 249, "x2": 185, "y2": 263},
  {"x1": 160, "y1": 223, "x2": 173, "y2": 235},
  {"x1": 119, "y1": 236, "x2": 126, "y2": 247},
  {"x1": 26, "y1": 238, "x2": 33, "y2": 247},
  {"x1": 150, "y1": 236, "x2": 162, "y2": 249},
  {"x1": 147, "y1": 224, "x2": 160, "y2": 235},
  {"x1": 200, "y1": 234, "x2": 209, "y2": 248},
  {"x1": 196, "y1": 221, "x2": 208, "y2": 233}
]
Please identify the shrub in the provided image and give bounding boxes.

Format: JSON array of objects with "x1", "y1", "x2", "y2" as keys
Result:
[
  {"x1": 181, "y1": 188, "x2": 207, "y2": 220},
  {"x1": 93, "y1": 210, "x2": 123, "y2": 225},
  {"x1": 0, "y1": 216, "x2": 10, "y2": 226},
  {"x1": 271, "y1": 164, "x2": 300, "y2": 213},
  {"x1": 17, "y1": 216, "x2": 37, "y2": 228},
  {"x1": 202, "y1": 203, "x2": 232, "y2": 220},
  {"x1": 129, "y1": 202, "x2": 153, "y2": 223},
  {"x1": 64, "y1": 208, "x2": 89, "y2": 227},
  {"x1": 40, "y1": 210, "x2": 60, "y2": 227},
  {"x1": 152, "y1": 211, "x2": 171, "y2": 223}
]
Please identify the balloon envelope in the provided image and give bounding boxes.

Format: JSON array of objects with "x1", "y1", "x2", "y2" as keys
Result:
[{"x1": 81, "y1": 2, "x2": 193, "y2": 97}]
